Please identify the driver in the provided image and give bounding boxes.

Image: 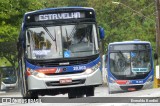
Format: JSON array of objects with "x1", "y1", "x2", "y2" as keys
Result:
[{"x1": 72, "y1": 28, "x2": 88, "y2": 44}]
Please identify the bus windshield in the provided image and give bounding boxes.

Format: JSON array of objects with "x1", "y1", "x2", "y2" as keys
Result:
[
  {"x1": 0, "y1": 67, "x2": 17, "y2": 84},
  {"x1": 25, "y1": 24, "x2": 99, "y2": 59},
  {"x1": 109, "y1": 44, "x2": 151, "y2": 80}
]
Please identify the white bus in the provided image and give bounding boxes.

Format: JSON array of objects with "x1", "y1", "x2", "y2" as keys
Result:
[{"x1": 17, "y1": 7, "x2": 105, "y2": 98}]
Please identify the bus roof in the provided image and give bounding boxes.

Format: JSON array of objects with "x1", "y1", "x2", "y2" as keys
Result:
[
  {"x1": 23, "y1": 7, "x2": 96, "y2": 24},
  {"x1": 24, "y1": 7, "x2": 95, "y2": 15},
  {"x1": 109, "y1": 40, "x2": 151, "y2": 45}
]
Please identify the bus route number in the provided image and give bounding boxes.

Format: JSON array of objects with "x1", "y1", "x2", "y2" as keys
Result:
[
  {"x1": 136, "y1": 80, "x2": 143, "y2": 84},
  {"x1": 73, "y1": 66, "x2": 86, "y2": 71}
]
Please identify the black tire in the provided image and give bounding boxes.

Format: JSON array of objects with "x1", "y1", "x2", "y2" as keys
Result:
[
  {"x1": 23, "y1": 91, "x2": 38, "y2": 100},
  {"x1": 86, "y1": 87, "x2": 94, "y2": 97},
  {"x1": 68, "y1": 91, "x2": 76, "y2": 99},
  {"x1": 76, "y1": 94, "x2": 84, "y2": 98},
  {"x1": 68, "y1": 88, "x2": 86, "y2": 99},
  {"x1": 30, "y1": 91, "x2": 39, "y2": 99},
  {"x1": 76, "y1": 90, "x2": 84, "y2": 98}
]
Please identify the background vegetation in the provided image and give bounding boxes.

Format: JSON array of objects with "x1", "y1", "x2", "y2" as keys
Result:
[{"x1": 0, "y1": 0, "x2": 156, "y2": 68}]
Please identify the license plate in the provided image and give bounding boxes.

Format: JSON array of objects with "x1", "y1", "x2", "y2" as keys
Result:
[
  {"x1": 128, "y1": 88, "x2": 136, "y2": 91},
  {"x1": 59, "y1": 78, "x2": 72, "y2": 84}
]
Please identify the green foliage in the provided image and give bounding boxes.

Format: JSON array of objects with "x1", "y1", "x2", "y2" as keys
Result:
[
  {"x1": 0, "y1": 42, "x2": 17, "y2": 67},
  {"x1": 102, "y1": 0, "x2": 155, "y2": 51},
  {"x1": 0, "y1": 0, "x2": 44, "y2": 67},
  {"x1": 0, "y1": 57, "x2": 11, "y2": 66}
]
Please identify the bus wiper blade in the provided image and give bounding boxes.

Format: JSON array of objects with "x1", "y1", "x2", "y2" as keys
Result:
[
  {"x1": 118, "y1": 51, "x2": 125, "y2": 58},
  {"x1": 43, "y1": 26, "x2": 57, "y2": 51},
  {"x1": 65, "y1": 28, "x2": 70, "y2": 49},
  {"x1": 54, "y1": 28, "x2": 57, "y2": 51},
  {"x1": 43, "y1": 26, "x2": 55, "y2": 41}
]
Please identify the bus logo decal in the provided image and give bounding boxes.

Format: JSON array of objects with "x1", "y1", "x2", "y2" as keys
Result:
[{"x1": 56, "y1": 68, "x2": 61, "y2": 73}]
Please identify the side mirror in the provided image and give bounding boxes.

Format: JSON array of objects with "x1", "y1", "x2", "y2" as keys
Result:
[
  {"x1": 154, "y1": 53, "x2": 158, "y2": 60},
  {"x1": 99, "y1": 27, "x2": 105, "y2": 39}
]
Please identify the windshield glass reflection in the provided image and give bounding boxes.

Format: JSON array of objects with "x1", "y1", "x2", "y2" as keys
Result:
[{"x1": 25, "y1": 24, "x2": 99, "y2": 59}]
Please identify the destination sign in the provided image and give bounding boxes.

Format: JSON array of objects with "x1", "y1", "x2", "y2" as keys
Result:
[
  {"x1": 35, "y1": 12, "x2": 85, "y2": 21},
  {"x1": 110, "y1": 44, "x2": 150, "y2": 51},
  {"x1": 132, "y1": 68, "x2": 148, "y2": 72}
]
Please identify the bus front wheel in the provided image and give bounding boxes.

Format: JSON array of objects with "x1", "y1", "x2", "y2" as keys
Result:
[
  {"x1": 86, "y1": 87, "x2": 94, "y2": 97},
  {"x1": 29, "y1": 91, "x2": 38, "y2": 99},
  {"x1": 68, "y1": 88, "x2": 84, "y2": 99},
  {"x1": 68, "y1": 90, "x2": 76, "y2": 99}
]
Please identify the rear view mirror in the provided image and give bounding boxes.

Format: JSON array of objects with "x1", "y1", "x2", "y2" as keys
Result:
[
  {"x1": 99, "y1": 27, "x2": 105, "y2": 39},
  {"x1": 154, "y1": 53, "x2": 158, "y2": 60}
]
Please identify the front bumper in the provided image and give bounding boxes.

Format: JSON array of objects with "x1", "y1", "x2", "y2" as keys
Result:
[
  {"x1": 27, "y1": 69, "x2": 102, "y2": 90},
  {"x1": 1, "y1": 82, "x2": 16, "y2": 90},
  {"x1": 108, "y1": 81, "x2": 153, "y2": 93}
]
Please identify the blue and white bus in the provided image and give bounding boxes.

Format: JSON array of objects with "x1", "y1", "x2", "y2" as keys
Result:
[
  {"x1": 0, "y1": 66, "x2": 17, "y2": 91},
  {"x1": 17, "y1": 7, "x2": 104, "y2": 98},
  {"x1": 106, "y1": 40, "x2": 154, "y2": 93}
]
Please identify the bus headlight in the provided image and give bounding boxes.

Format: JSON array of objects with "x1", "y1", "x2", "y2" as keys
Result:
[
  {"x1": 27, "y1": 68, "x2": 46, "y2": 78},
  {"x1": 85, "y1": 69, "x2": 93, "y2": 74},
  {"x1": 84, "y1": 62, "x2": 100, "y2": 75},
  {"x1": 33, "y1": 71, "x2": 46, "y2": 78},
  {"x1": 146, "y1": 76, "x2": 153, "y2": 83}
]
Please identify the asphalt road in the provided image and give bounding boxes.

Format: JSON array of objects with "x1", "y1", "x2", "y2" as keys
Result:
[{"x1": 1, "y1": 85, "x2": 160, "y2": 106}]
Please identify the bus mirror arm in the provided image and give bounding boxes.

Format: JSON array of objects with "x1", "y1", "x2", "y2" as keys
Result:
[{"x1": 154, "y1": 53, "x2": 158, "y2": 60}]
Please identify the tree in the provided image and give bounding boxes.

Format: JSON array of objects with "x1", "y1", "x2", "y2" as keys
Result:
[
  {"x1": 0, "y1": 0, "x2": 45, "y2": 90},
  {"x1": 0, "y1": 0, "x2": 44, "y2": 67},
  {"x1": 0, "y1": 42, "x2": 17, "y2": 68}
]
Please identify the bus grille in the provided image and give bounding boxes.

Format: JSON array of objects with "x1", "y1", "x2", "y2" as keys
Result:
[
  {"x1": 27, "y1": 54, "x2": 99, "y2": 67},
  {"x1": 41, "y1": 59, "x2": 91, "y2": 67}
]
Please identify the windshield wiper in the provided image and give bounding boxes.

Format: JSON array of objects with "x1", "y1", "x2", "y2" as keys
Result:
[
  {"x1": 43, "y1": 26, "x2": 55, "y2": 40},
  {"x1": 43, "y1": 26, "x2": 57, "y2": 51},
  {"x1": 118, "y1": 51, "x2": 125, "y2": 58},
  {"x1": 69, "y1": 25, "x2": 77, "y2": 38},
  {"x1": 54, "y1": 28, "x2": 57, "y2": 51},
  {"x1": 65, "y1": 28, "x2": 70, "y2": 49}
]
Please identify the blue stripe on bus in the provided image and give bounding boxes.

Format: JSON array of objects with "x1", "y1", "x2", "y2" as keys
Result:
[
  {"x1": 26, "y1": 56, "x2": 100, "y2": 73},
  {"x1": 107, "y1": 69, "x2": 154, "y2": 84}
]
